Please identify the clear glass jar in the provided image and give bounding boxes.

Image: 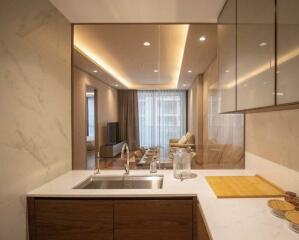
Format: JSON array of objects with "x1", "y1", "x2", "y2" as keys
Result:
[{"x1": 173, "y1": 149, "x2": 191, "y2": 179}]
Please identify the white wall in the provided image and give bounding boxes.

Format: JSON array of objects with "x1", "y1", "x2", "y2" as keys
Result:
[{"x1": 0, "y1": 0, "x2": 72, "y2": 239}]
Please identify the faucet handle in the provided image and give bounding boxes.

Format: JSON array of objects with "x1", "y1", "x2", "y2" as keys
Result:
[
  {"x1": 124, "y1": 164, "x2": 129, "y2": 175},
  {"x1": 94, "y1": 151, "x2": 100, "y2": 175}
]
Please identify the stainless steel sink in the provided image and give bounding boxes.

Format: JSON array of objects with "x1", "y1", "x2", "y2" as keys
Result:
[{"x1": 73, "y1": 175, "x2": 164, "y2": 189}]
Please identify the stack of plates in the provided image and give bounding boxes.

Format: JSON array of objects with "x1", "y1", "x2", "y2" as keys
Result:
[
  {"x1": 267, "y1": 199, "x2": 295, "y2": 218},
  {"x1": 285, "y1": 211, "x2": 299, "y2": 233}
]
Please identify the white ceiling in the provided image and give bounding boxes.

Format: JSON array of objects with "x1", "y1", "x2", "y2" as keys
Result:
[
  {"x1": 73, "y1": 24, "x2": 217, "y2": 89},
  {"x1": 49, "y1": 0, "x2": 225, "y2": 23}
]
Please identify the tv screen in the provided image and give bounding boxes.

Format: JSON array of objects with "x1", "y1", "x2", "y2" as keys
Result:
[{"x1": 106, "y1": 122, "x2": 119, "y2": 145}]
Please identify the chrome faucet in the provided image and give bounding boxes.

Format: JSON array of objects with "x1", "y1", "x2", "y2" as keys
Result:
[{"x1": 121, "y1": 143, "x2": 130, "y2": 175}]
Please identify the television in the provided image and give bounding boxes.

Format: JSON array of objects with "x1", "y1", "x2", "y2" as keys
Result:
[{"x1": 106, "y1": 122, "x2": 119, "y2": 145}]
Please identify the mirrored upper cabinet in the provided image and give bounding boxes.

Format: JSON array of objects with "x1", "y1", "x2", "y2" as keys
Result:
[
  {"x1": 218, "y1": 0, "x2": 237, "y2": 113},
  {"x1": 277, "y1": 0, "x2": 299, "y2": 104},
  {"x1": 236, "y1": 0, "x2": 275, "y2": 110}
]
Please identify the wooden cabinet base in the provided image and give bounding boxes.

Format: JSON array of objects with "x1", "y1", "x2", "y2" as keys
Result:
[
  {"x1": 197, "y1": 202, "x2": 211, "y2": 240},
  {"x1": 28, "y1": 197, "x2": 198, "y2": 240}
]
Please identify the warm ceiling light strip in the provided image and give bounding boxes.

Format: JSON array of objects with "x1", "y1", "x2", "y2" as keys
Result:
[
  {"x1": 223, "y1": 47, "x2": 299, "y2": 89},
  {"x1": 74, "y1": 44, "x2": 131, "y2": 88},
  {"x1": 175, "y1": 25, "x2": 190, "y2": 88}
]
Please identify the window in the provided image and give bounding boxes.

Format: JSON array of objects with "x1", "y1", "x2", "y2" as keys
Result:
[
  {"x1": 138, "y1": 90, "x2": 187, "y2": 152},
  {"x1": 86, "y1": 93, "x2": 95, "y2": 140}
]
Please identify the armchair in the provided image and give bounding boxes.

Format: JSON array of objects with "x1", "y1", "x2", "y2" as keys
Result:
[{"x1": 169, "y1": 133, "x2": 196, "y2": 150}]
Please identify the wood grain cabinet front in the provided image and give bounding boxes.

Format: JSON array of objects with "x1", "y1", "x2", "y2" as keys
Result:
[
  {"x1": 114, "y1": 200, "x2": 194, "y2": 240},
  {"x1": 29, "y1": 199, "x2": 113, "y2": 240},
  {"x1": 28, "y1": 197, "x2": 198, "y2": 240}
]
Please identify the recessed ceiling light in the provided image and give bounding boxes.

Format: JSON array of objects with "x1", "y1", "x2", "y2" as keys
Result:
[
  {"x1": 199, "y1": 36, "x2": 206, "y2": 42},
  {"x1": 188, "y1": 70, "x2": 192, "y2": 73},
  {"x1": 93, "y1": 70, "x2": 98, "y2": 73},
  {"x1": 143, "y1": 41, "x2": 151, "y2": 46},
  {"x1": 154, "y1": 69, "x2": 159, "y2": 73},
  {"x1": 114, "y1": 84, "x2": 119, "y2": 87},
  {"x1": 225, "y1": 69, "x2": 230, "y2": 73},
  {"x1": 259, "y1": 42, "x2": 267, "y2": 47},
  {"x1": 183, "y1": 84, "x2": 187, "y2": 87}
]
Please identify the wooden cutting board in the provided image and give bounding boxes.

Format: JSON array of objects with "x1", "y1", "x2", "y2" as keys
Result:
[{"x1": 206, "y1": 175, "x2": 284, "y2": 198}]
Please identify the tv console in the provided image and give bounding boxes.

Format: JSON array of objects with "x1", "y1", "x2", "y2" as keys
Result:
[{"x1": 100, "y1": 141, "x2": 125, "y2": 158}]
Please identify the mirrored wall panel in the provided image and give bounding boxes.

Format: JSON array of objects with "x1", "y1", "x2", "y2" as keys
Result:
[
  {"x1": 277, "y1": 0, "x2": 299, "y2": 104},
  {"x1": 237, "y1": 0, "x2": 275, "y2": 110},
  {"x1": 202, "y1": 60, "x2": 244, "y2": 169},
  {"x1": 218, "y1": 0, "x2": 236, "y2": 112}
]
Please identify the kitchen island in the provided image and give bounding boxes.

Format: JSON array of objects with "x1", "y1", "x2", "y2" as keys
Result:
[{"x1": 27, "y1": 170, "x2": 298, "y2": 240}]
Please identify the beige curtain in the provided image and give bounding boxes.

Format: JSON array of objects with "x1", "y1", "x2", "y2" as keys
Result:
[{"x1": 118, "y1": 90, "x2": 140, "y2": 150}]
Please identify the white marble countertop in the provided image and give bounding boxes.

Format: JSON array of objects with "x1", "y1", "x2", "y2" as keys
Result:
[{"x1": 27, "y1": 169, "x2": 298, "y2": 240}]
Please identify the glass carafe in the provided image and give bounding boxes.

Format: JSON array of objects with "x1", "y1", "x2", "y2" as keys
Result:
[{"x1": 173, "y1": 148, "x2": 191, "y2": 179}]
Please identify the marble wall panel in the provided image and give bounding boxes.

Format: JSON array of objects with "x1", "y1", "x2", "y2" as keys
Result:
[
  {"x1": 246, "y1": 109, "x2": 299, "y2": 172},
  {"x1": 0, "y1": 0, "x2": 71, "y2": 239}
]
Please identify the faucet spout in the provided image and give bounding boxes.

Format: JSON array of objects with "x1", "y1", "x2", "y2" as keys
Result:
[{"x1": 121, "y1": 143, "x2": 130, "y2": 175}]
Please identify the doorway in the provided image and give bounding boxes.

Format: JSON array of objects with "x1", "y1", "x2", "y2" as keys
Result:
[{"x1": 85, "y1": 86, "x2": 98, "y2": 169}]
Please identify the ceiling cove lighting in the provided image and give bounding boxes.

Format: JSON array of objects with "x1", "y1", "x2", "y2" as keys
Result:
[
  {"x1": 74, "y1": 44, "x2": 130, "y2": 88},
  {"x1": 199, "y1": 36, "x2": 206, "y2": 42},
  {"x1": 175, "y1": 25, "x2": 190, "y2": 88},
  {"x1": 143, "y1": 41, "x2": 151, "y2": 46}
]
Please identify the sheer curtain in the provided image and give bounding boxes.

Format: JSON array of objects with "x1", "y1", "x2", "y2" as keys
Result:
[
  {"x1": 86, "y1": 95, "x2": 95, "y2": 140},
  {"x1": 138, "y1": 90, "x2": 186, "y2": 151}
]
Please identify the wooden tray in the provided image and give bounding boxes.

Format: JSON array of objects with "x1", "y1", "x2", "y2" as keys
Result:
[{"x1": 206, "y1": 175, "x2": 284, "y2": 198}]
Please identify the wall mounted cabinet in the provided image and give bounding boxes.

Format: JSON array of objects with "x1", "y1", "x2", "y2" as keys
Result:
[
  {"x1": 218, "y1": 0, "x2": 299, "y2": 112},
  {"x1": 218, "y1": 0, "x2": 237, "y2": 112},
  {"x1": 276, "y1": 0, "x2": 299, "y2": 104},
  {"x1": 236, "y1": 0, "x2": 275, "y2": 110}
]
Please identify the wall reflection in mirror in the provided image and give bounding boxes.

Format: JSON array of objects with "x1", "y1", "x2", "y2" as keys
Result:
[
  {"x1": 72, "y1": 23, "x2": 244, "y2": 170},
  {"x1": 86, "y1": 86, "x2": 98, "y2": 170}
]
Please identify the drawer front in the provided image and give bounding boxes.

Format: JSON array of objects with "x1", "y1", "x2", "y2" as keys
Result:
[{"x1": 114, "y1": 200, "x2": 193, "y2": 240}]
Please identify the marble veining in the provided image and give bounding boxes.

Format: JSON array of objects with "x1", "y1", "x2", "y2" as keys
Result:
[{"x1": 0, "y1": 0, "x2": 71, "y2": 239}]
